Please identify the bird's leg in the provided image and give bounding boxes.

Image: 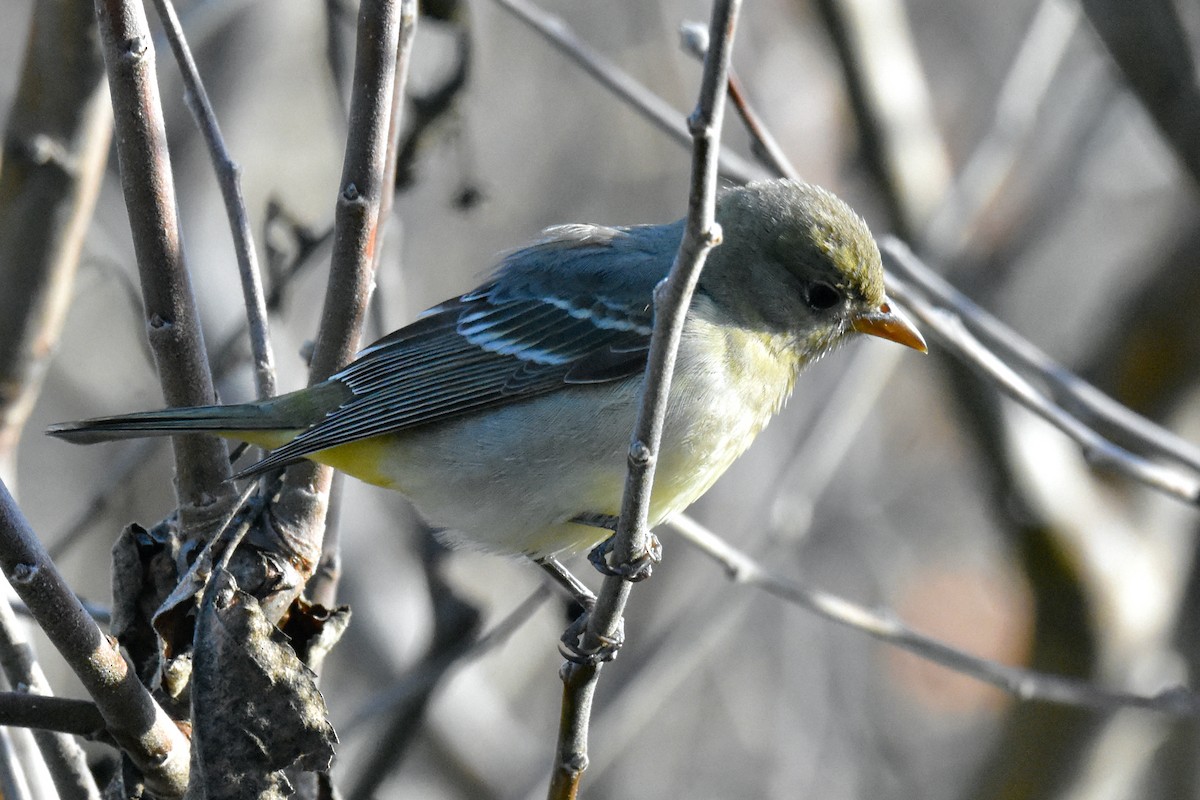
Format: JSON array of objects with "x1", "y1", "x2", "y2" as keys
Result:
[
  {"x1": 537, "y1": 555, "x2": 596, "y2": 609},
  {"x1": 535, "y1": 555, "x2": 623, "y2": 664},
  {"x1": 572, "y1": 512, "x2": 663, "y2": 582}
]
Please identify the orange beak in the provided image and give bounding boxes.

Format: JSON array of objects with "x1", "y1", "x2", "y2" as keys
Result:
[{"x1": 851, "y1": 300, "x2": 927, "y2": 353}]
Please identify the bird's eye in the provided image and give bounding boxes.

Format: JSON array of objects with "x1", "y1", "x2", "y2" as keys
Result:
[{"x1": 805, "y1": 282, "x2": 842, "y2": 311}]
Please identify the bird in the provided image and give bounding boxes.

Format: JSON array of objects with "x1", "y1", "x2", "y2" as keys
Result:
[{"x1": 48, "y1": 179, "x2": 925, "y2": 561}]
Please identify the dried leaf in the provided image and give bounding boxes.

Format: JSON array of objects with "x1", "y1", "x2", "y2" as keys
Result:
[
  {"x1": 111, "y1": 522, "x2": 180, "y2": 683},
  {"x1": 191, "y1": 571, "x2": 336, "y2": 800}
]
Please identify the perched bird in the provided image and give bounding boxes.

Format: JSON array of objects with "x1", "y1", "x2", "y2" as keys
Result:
[{"x1": 49, "y1": 180, "x2": 925, "y2": 559}]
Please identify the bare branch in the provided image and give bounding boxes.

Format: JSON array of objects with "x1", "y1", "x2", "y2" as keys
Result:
[
  {"x1": 0, "y1": 0, "x2": 111, "y2": 486},
  {"x1": 883, "y1": 239, "x2": 1200, "y2": 504},
  {"x1": 306, "y1": 0, "x2": 419, "y2": 615},
  {"x1": 549, "y1": 3, "x2": 742, "y2": 798},
  {"x1": 150, "y1": 0, "x2": 278, "y2": 400},
  {"x1": 307, "y1": 0, "x2": 406, "y2": 387},
  {"x1": 271, "y1": 0, "x2": 407, "y2": 579},
  {"x1": 0, "y1": 479, "x2": 189, "y2": 797},
  {"x1": 0, "y1": 693, "x2": 109, "y2": 743},
  {"x1": 94, "y1": 0, "x2": 235, "y2": 535},
  {"x1": 667, "y1": 513, "x2": 1199, "y2": 715},
  {"x1": 678, "y1": 20, "x2": 800, "y2": 182},
  {"x1": 0, "y1": 593, "x2": 101, "y2": 799}
]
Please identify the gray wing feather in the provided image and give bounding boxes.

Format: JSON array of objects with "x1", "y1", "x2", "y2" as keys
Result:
[{"x1": 239, "y1": 223, "x2": 677, "y2": 476}]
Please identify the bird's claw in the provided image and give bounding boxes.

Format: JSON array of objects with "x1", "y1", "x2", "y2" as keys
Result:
[
  {"x1": 558, "y1": 611, "x2": 624, "y2": 665},
  {"x1": 587, "y1": 533, "x2": 662, "y2": 582}
]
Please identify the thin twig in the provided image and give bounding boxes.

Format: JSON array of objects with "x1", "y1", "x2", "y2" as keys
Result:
[
  {"x1": 0, "y1": 479, "x2": 190, "y2": 798},
  {"x1": 548, "y1": 4, "x2": 742, "y2": 798},
  {"x1": 270, "y1": 0, "x2": 409, "y2": 604},
  {"x1": 889, "y1": 274, "x2": 1200, "y2": 502},
  {"x1": 0, "y1": 693, "x2": 110, "y2": 743},
  {"x1": 887, "y1": 237, "x2": 1200, "y2": 474},
  {"x1": 94, "y1": 0, "x2": 235, "y2": 538},
  {"x1": 678, "y1": 20, "x2": 800, "y2": 182},
  {"x1": 487, "y1": 0, "x2": 765, "y2": 184},
  {"x1": 882, "y1": 239, "x2": 1200, "y2": 504},
  {"x1": 666, "y1": 513, "x2": 1200, "y2": 715},
  {"x1": 517, "y1": 581, "x2": 757, "y2": 799},
  {"x1": 0, "y1": 591, "x2": 101, "y2": 800},
  {"x1": 151, "y1": 0, "x2": 277, "y2": 401},
  {"x1": 307, "y1": 0, "x2": 418, "y2": 615}
]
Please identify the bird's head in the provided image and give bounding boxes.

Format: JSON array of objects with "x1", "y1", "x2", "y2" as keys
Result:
[{"x1": 702, "y1": 179, "x2": 926, "y2": 363}]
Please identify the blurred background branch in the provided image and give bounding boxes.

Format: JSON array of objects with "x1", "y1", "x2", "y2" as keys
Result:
[{"x1": 0, "y1": 0, "x2": 110, "y2": 490}]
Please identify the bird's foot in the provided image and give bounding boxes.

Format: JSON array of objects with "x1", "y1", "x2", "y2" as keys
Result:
[
  {"x1": 558, "y1": 611, "x2": 624, "y2": 665},
  {"x1": 587, "y1": 532, "x2": 662, "y2": 582}
]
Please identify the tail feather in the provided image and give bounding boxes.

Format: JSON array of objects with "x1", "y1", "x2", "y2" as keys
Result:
[
  {"x1": 46, "y1": 403, "x2": 290, "y2": 445},
  {"x1": 49, "y1": 382, "x2": 352, "y2": 449}
]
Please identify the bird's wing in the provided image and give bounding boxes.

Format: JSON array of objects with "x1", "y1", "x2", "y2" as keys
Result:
[{"x1": 241, "y1": 223, "x2": 674, "y2": 475}]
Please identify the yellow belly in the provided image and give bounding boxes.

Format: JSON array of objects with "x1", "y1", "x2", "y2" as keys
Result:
[{"x1": 309, "y1": 436, "x2": 408, "y2": 489}]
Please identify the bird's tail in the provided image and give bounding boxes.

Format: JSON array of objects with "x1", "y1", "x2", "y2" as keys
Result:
[
  {"x1": 46, "y1": 383, "x2": 349, "y2": 448},
  {"x1": 46, "y1": 403, "x2": 293, "y2": 447}
]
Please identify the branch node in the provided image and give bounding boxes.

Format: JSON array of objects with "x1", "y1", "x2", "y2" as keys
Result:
[
  {"x1": 121, "y1": 35, "x2": 150, "y2": 61},
  {"x1": 628, "y1": 440, "x2": 654, "y2": 468},
  {"x1": 9, "y1": 563, "x2": 35, "y2": 584}
]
